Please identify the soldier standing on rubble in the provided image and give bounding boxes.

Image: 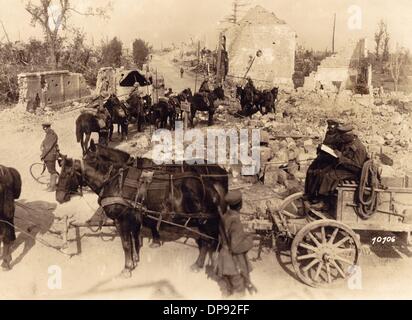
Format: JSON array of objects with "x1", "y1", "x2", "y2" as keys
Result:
[
  {"x1": 40, "y1": 122, "x2": 59, "y2": 192},
  {"x1": 215, "y1": 190, "x2": 257, "y2": 297}
]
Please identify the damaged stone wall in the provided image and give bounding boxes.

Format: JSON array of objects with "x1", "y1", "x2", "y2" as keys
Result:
[
  {"x1": 223, "y1": 5, "x2": 296, "y2": 89},
  {"x1": 304, "y1": 39, "x2": 371, "y2": 92},
  {"x1": 18, "y1": 70, "x2": 91, "y2": 112}
]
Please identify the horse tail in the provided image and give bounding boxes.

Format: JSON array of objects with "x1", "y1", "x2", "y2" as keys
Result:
[
  {"x1": 8, "y1": 167, "x2": 22, "y2": 199},
  {"x1": 75, "y1": 118, "x2": 83, "y2": 143}
]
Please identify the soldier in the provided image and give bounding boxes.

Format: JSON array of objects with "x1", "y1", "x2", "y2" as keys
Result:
[
  {"x1": 304, "y1": 119, "x2": 342, "y2": 203},
  {"x1": 40, "y1": 122, "x2": 59, "y2": 192},
  {"x1": 96, "y1": 99, "x2": 111, "y2": 146},
  {"x1": 215, "y1": 190, "x2": 257, "y2": 297},
  {"x1": 199, "y1": 78, "x2": 211, "y2": 94},
  {"x1": 310, "y1": 125, "x2": 369, "y2": 210},
  {"x1": 180, "y1": 67, "x2": 184, "y2": 78}
]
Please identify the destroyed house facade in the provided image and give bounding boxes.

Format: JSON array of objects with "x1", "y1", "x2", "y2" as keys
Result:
[{"x1": 222, "y1": 5, "x2": 296, "y2": 89}]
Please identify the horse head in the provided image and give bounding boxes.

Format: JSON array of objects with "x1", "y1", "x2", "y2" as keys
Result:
[{"x1": 55, "y1": 156, "x2": 84, "y2": 204}]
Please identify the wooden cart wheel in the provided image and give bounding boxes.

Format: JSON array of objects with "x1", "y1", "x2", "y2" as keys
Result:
[
  {"x1": 277, "y1": 192, "x2": 305, "y2": 219},
  {"x1": 291, "y1": 220, "x2": 360, "y2": 287}
]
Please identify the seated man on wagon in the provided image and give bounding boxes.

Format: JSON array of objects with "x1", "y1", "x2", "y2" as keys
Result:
[{"x1": 304, "y1": 122, "x2": 369, "y2": 211}]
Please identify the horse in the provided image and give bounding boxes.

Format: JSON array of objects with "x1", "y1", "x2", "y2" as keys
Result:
[
  {"x1": 236, "y1": 85, "x2": 255, "y2": 116},
  {"x1": 151, "y1": 98, "x2": 173, "y2": 130},
  {"x1": 0, "y1": 165, "x2": 22, "y2": 271},
  {"x1": 87, "y1": 141, "x2": 229, "y2": 247},
  {"x1": 255, "y1": 87, "x2": 278, "y2": 114},
  {"x1": 190, "y1": 86, "x2": 225, "y2": 127},
  {"x1": 125, "y1": 91, "x2": 147, "y2": 133},
  {"x1": 103, "y1": 94, "x2": 129, "y2": 141},
  {"x1": 76, "y1": 113, "x2": 110, "y2": 155},
  {"x1": 55, "y1": 146, "x2": 228, "y2": 277}
]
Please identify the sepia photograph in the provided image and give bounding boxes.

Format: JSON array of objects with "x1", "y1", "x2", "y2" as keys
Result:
[{"x1": 0, "y1": 0, "x2": 411, "y2": 302}]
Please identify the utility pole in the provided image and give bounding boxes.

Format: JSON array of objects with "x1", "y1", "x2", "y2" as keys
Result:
[
  {"x1": 0, "y1": 20, "x2": 11, "y2": 45},
  {"x1": 332, "y1": 13, "x2": 336, "y2": 53},
  {"x1": 221, "y1": 0, "x2": 249, "y2": 24}
]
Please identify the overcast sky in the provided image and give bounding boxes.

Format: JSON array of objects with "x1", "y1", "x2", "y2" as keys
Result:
[{"x1": 1, "y1": 0, "x2": 411, "y2": 51}]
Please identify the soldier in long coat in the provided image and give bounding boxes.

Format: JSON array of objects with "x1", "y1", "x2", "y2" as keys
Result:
[
  {"x1": 306, "y1": 125, "x2": 369, "y2": 210},
  {"x1": 40, "y1": 122, "x2": 59, "y2": 192},
  {"x1": 216, "y1": 190, "x2": 256, "y2": 297}
]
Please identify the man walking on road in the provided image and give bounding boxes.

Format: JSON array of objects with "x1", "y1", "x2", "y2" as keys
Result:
[
  {"x1": 180, "y1": 67, "x2": 184, "y2": 78},
  {"x1": 40, "y1": 122, "x2": 59, "y2": 192}
]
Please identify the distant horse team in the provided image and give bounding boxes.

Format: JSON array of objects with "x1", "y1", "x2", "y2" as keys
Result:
[{"x1": 236, "y1": 84, "x2": 279, "y2": 116}]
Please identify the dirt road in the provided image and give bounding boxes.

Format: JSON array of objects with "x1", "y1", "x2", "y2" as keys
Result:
[{"x1": 0, "y1": 54, "x2": 412, "y2": 300}]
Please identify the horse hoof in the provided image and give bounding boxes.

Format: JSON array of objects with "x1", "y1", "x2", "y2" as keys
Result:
[
  {"x1": 119, "y1": 268, "x2": 132, "y2": 279},
  {"x1": 190, "y1": 263, "x2": 202, "y2": 273},
  {"x1": 149, "y1": 242, "x2": 161, "y2": 249},
  {"x1": 1, "y1": 263, "x2": 11, "y2": 272}
]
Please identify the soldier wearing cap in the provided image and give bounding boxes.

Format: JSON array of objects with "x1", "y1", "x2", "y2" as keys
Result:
[
  {"x1": 40, "y1": 122, "x2": 59, "y2": 192},
  {"x1": 215, "y1": 190, "x2": 256, "y2": 297},
  {"x1": 306, "y1": 124, "x2": 369, "y2": 210},
  {"x1": 305, "y1": 119, "x2": 342, "y2": 202}
]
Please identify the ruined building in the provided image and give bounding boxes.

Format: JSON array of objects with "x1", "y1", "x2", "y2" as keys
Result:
[
  {"x1": 222, "y1": 5, "x2": 296, "y2": 89},
  {"x1": 18, "y1": 70, "x2": 91, "y2": 112},
  {"x1": 304, "y1": 38, "x2": 372, "y2": 93}
]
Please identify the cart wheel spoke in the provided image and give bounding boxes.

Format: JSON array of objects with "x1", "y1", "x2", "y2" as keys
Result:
[
  {"x1": 302, "y1": 258, "x2": 319, "y2": 273},
  {"x1": 334, "y1": 236, "x2": 351, "y2": 248},
  {"x1": 334, "y1": 255, "x2": 354, "y2": 265},
  {"x1": 298, "y1": 242, "x2": 317, "y2": 252},
  {"x1": 314, "y1": 261, "x2": 323, "y2": 282},
  {"x1": 280, "y1": 209, "x2": 298, "y2": 219},
  {"x1": 321, "y1": 227, "x2": 326, "y2": 243},
  {"x1": 328, "y1": 227, "x2": 339, "y2": 245},
  {"x1": 325, "y1": 263, "x2": 332, "y2": 283},
  {"x1": 330, "y1": 259, "x2": 346, "y2": 278},
  {"x1": 336, "y1": 248, "x2": 356, "y2": 254},
  {"x1": 308, "y1": 232, "x2": 321, "y2": 247},
  {"x1": 297, "y1": 253, "x2": 317, "y2": 261}
]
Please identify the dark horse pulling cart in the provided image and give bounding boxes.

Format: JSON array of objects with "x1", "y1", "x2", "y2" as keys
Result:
[{"x1": 56, "y1": 143, "x2": 229, "y2": 276}]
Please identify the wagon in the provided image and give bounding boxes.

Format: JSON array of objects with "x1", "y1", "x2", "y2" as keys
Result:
[{"x1": 271, "y1": 180, "x2": 412, "y2": 287}]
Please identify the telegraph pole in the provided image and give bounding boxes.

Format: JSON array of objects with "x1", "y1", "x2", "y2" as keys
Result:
[{"x1": 332, "y1": 13, "x2": 336, "y2": 53}]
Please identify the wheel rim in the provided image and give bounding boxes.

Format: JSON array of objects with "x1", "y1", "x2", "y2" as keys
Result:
[{"x1": 291, "y1": 220, "x2": 360, "y2": 287}]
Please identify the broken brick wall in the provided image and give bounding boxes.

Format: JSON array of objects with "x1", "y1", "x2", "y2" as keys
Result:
[
  {"x1": 18, "y1": 70, "x2": 91, "y2": 112},
  {"x1": 304, "y1": 39, "x2": 371, "y2": 92}
]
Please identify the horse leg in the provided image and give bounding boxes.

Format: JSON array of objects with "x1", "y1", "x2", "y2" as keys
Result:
[
  {"x1": 190, "y1": 108, "x2": 196, "y2": 128},
  {"x1": 208, "y1": 110, "x2": 214, "y2": 126},
  {"x1": 191, "y1": 238, "x2": 208, "y2": 272},
  {"x1": 115, "y1": 217, "x2": 134, "y2": 278},
  {"x1": 131, "y1": 216, "x2": 142, "y2": 268},
  {"x1": 109, "y1": 123, "x2": 114, "y2": 141},
  {"x1": 84, "y1": 133, "x2": 91, "y2": 155},
  {"x1": 1, "y1": 240, "x2": 12, "y2": 271},
  {"x1": 150, "y1": 227, "x2": 161, "y2": 248}
]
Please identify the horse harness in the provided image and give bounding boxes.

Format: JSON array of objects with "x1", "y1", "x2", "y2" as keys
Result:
[{"x1": 80, "y1": 162, "x2": 222, "y2": 241}]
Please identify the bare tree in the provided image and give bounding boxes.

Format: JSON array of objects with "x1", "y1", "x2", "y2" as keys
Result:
[
  {"x1": 388, "y1": 44, "x2": 408, "y2": 92},
  {"x1": 24, "y1": 0, "x2": 111, "y2": 68}
]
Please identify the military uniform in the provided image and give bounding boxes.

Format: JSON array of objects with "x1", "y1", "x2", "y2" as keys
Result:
[
  {"x1": 304, "y1": 120, "x2": 341, "y2": 201},
  {"x1": 199, "y1": 80, "x2": 211, "y2": 94},
  {"x1": 216, "y1": 190, "x2": 255, "y2": 297},
  {"x1": 318, "y1": 131, "x2": 368, "y2": 196},
  {"x1": 305, "y1": 125, "x2": 368, "y2": 203},
  {"x1": 40, "y1": 123, "x2": 59, "y2": 191}
]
